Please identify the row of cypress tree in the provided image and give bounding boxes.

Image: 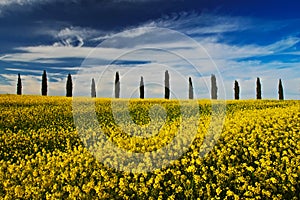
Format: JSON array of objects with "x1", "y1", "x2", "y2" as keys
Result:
[
  {"x1": 17, "y1": 70, "x2": 73, "y2": 97},
  {"x1": 16, "y1": 70, "x2": 285, "y2": 100},
  {"x1": 233, "y1": 77, "x2": 284, "y2": 100}
]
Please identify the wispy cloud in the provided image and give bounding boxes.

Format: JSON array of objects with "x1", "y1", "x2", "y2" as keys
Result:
[
  {"x1": 1, "y1": 11, "x2": 300, "y2": 99},
  {"x1": 144, "y1": 12, "x2": 252, "y2": 35},
  {"x1": 0, "y1": 71, "x2": 67, "y2": 96},
  {"x1": 265, "y1": 37, "x2": 300, "y2": 53},
  {"x1": 5, "y1": 68, "x2": 41, "y2": 74},
  {"x1": 0, "y1": 0, "x2": 42, "y2": 6},
  {"x1": 0, "y1": 0, "x2": 49, "y2": 15},
  {"x1": 91, "y1": 12, "x2": 250, "y2": 42},
  {"x1": 52, "y1": 26, "x2": 101, "y2": 47},
  {"x1": 6, "y1": 29, "x2": 297, "y2": 65}
]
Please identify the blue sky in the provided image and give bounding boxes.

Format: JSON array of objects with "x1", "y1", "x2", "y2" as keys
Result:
[{"x1": 0, "y1": 0, "x2": 299, "y2": 99}]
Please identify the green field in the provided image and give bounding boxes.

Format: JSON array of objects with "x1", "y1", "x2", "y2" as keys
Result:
[{"x1": 0, "y1": 95, "x2": 299, "y2": 199}]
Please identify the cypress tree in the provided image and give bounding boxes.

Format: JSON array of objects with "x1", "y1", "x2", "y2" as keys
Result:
[
  {"x1": 164, "y1": 70, "x2": 170, "y2": 99},
  {"x1": 115, "y1": 71, "x2": 120, "y2": 98},
  {"x1": 91, "y1": 78, "x2": 96, "y2": 98},
  {"x1": 188, "y1": 77, "x2": 193, "y2": 99},
  {"x1": 211, "y1": 74, "x2": 218, "y2": 99},
  {"x1": 140, "y1": 76, "x2": 144, "y2": 99},
  {"x1": 234, "y1": 80, "x2": 240, "y2": 100},
  {"x1": 256, "y1": 77, "x2": 261, "y2": 99},
  {"x1": 66, "y1": 73, "x2": 72, "y2": 97},
  {"x1": 17, "y1": 73, "x2": 22, "y2": 95},
  {"x1": 41, "y1": 70, "x2": 47, "y2": 96},
  {"x1": 278, "y1": 79, "x2": 284, "y2": 100}
]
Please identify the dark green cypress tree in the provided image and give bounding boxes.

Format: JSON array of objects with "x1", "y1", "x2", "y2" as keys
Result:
[
  {"x1": 211, "y1": 74, "x2": 218, "y2": 99},
  {"x1": 140, "y1": 76, "x2": 144, "y2": 99},
  {"x1": 41, "y1": 70, "x2": 47, "y2": 96},
  {"x1": 164, "y1": 70, "x2": 170, "y2": 99},
  {"x1": 66, "y1": 73, "x2": 72, "y2": 97},
  {"x1": 278, "y1": 79, "x2": 284, "y2": 100},
  {"x1": 188, "y1": 77, "x2": 193, "y2": 99},
  {"x1": 256, "y1": 77, "x2": 262, "y2": 99},
  {"x1": 91, "y1": 78, "x2": 96, "y2": 98},
  {"x1": 234, "y1": 80, "x2": 240, "y2": 100},
  {"x1": 115, "y1": 72, "x2": 120, "y2": 98},
  {"x1": 17, "y1": 73, "x2": 22, "y2": 95}
]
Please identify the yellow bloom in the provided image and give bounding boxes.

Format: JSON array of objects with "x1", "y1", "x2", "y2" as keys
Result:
[
  {"x1": 14, "y1": 185, "x2": 24, "y2": 197},
  {"x1": 216, "y1": 187, "x2": 222, "y2": 195}
]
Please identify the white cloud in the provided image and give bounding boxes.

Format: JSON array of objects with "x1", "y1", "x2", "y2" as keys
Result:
[
  {"x1": 0, "y1": 72, "x2": 67, "y2": 96},
  {"x1": 0, "y1": 0, "x2": 41, "y2": 17},
  {"x1": 144, "y1": 12, "x2": 252, "y2": 35},
  {"x1": 218, "y1": 58, "x2": 300, "y2": 100},
  {"x1": 72, "y1": 63, "x2": 213, "y2": 99},
  {"x1": 0, "y1": 0, "x2": 80, "y2": 7},
  {"x1": 92, "y1": 26, "x2": 155, "y2": 42},
  {"x1": 91, "y1": 12, "x2": 249, "y2": 44},
  {"x1": 52, "y1": 26, "x2": 101, "y2": 47},
  {"x1": 1, "y1": 12, "x2": 300, "y2": 99},
  {"x1": 0, "y1": 0, "x2": 55, "y2": 14},
  {"x1": 2, "y1": 46, "x2": 91, "y2": 62},
  {"x1": 0, "y1": 54, "x2": 9, "y2": 59},
  {"x1": 0, "y1": 0, "x2": 40, "y2": 6},
  {"x1": 5, "y1": 68, "x2": 41, "y2": 74},
  {"x1": 0, "y1": 0, "x2": 83, "y2": 17},
  {"x1": 265, "y1": 37, "x2": 300, "y2": 53}
]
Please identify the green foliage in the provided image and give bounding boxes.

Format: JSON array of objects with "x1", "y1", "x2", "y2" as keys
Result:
[
  {"x1": 41, "y1": 70, "x2": 47, "y2": 96},
  {"x1": 234, "y1": 80, "x2": 240, "y2": 100},
  {"x1": 278, "y1": 79, "x2": 284, "y2": 100},
  {"x1": 164, "y1": 70, "x2": 170, "y2": 99},
  {"x1": 115, "y1": 72, "x2": 120, "y2": 98},
  {"x1": 211, "y1": 74, "x2": 218, "y2": 99},
  {"x1": 256, "y1": 77, "x2": 262, "y2": 100},
  {"x1": 17, "y1": 73, "x2": 22, "y2": 95},
  {"x1": 66, "y1": 74, "x2": 73, "y2": 97},
  {"x1": 140, "y1": 76, "x2": 144, "y2": 99},
  {"x1": 91, "y1": 78, "x2": 96, "y2": 98},
  {"x1": 189, "y1": 77, "x2": 193, "y2": 99}
]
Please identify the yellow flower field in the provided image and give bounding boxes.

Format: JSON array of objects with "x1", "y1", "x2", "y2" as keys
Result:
[{"x1": 0, "y1": 95, "x2": 299, "y2": 199}]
